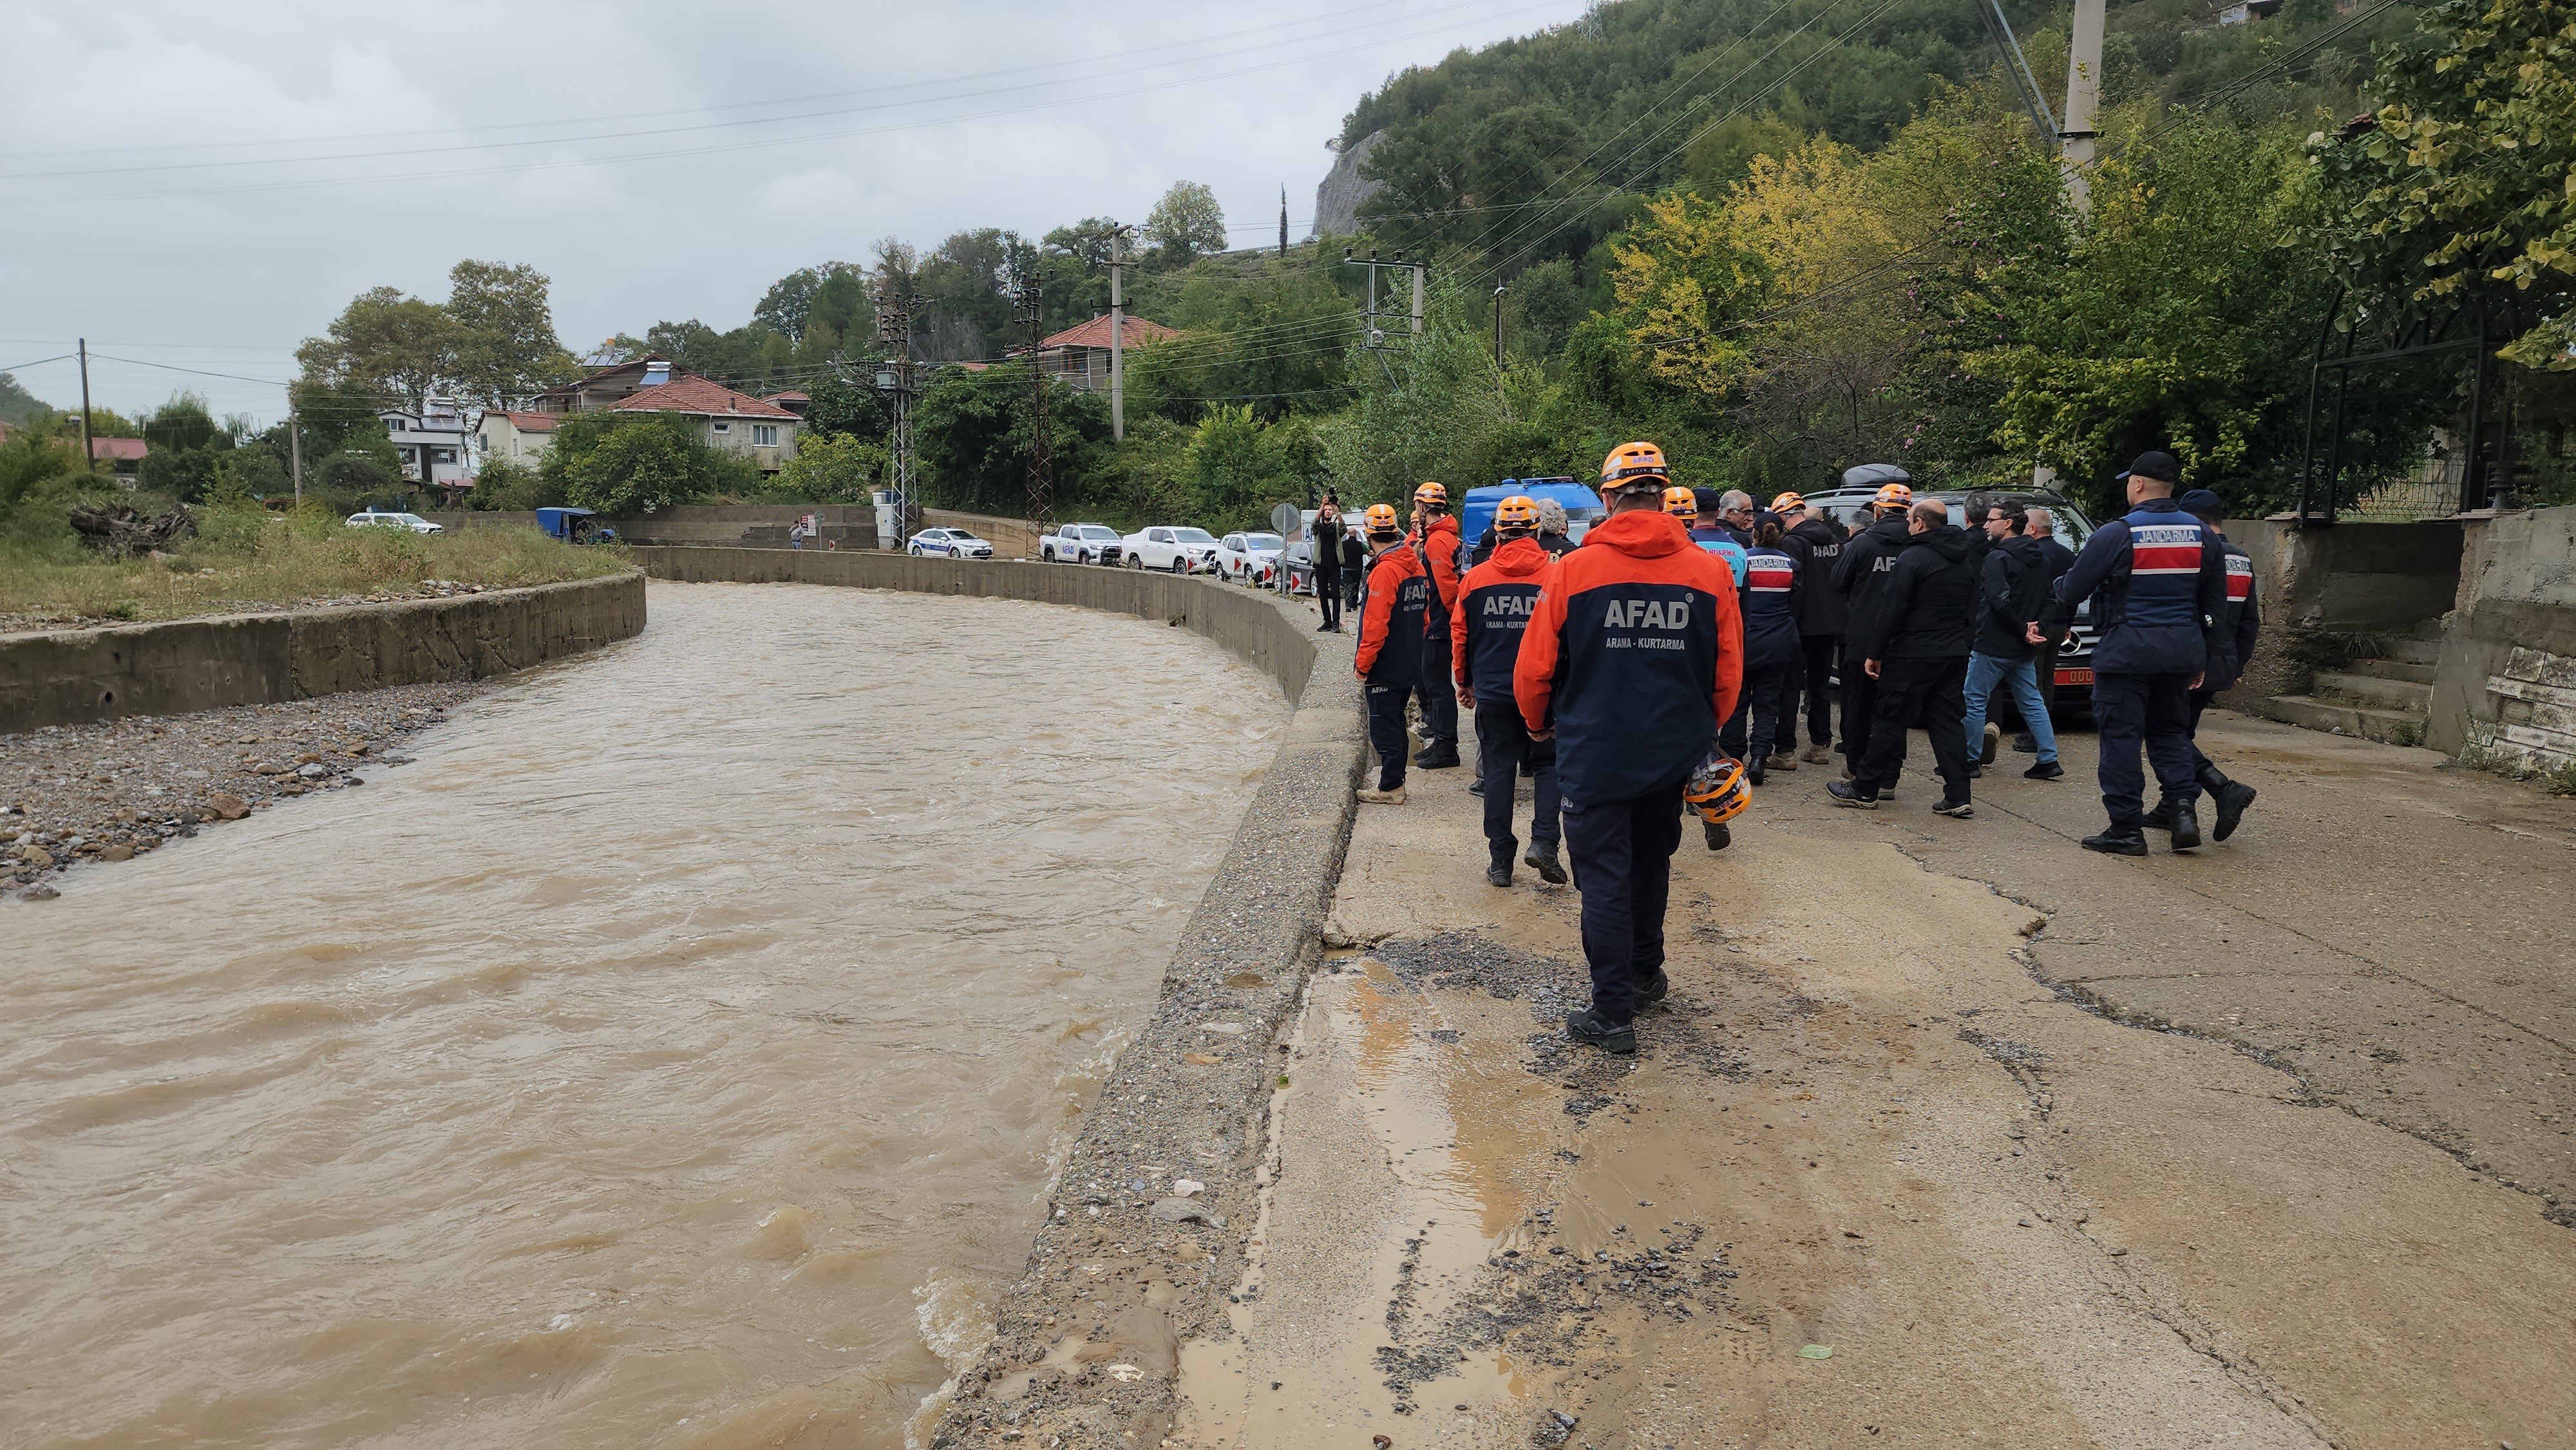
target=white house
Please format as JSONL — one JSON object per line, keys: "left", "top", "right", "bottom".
{"left": 379, "top": 400, "right": 475, "bottom": 499}
{"left": 477, "top": 410, "right": 562, "bottom": 466}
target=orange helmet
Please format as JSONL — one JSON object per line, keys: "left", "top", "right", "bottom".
{"left": 1413, "top": 481, "right": 1448, "bottom": 509}
{"left": 1495, "top": 494, "right": 1539, "bottom": 531}
{"left": 1601, "top": 441, "right": 1671, "bottom": 490}
{"left": 1769, "top": 491, "right": 1806, "bottom": 514}
{"left": 1363, "top": 503, "right": 1399, "bottom": 534}
{"left": 1685, "top": 753, "right": 1752, "bottom": 825}
{"left": 1662, "top": 485, "right": 1698, "bottom": 518}
{"left": 1871, "top": 482, "right": 1914, "bottom": 509}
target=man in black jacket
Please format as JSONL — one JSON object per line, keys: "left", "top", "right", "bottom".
{"left": 1340, "top": 524, "right": 1368, "bottom": 614}
{"left": 1776, "top": 493, "right": 1846, "bottom": 764}
{"left": 1830, "top": 499, "right": 1977, "bottom": 815}
{"left": 1960, "top": 506, "right": 2062, "bottom": 780}
{"left": 1830, "top": 482, "right": 1918, "bottom": 787}
{"left": 1312, "top": 496, "right": 1345, "bottom": 632}
{"left": 2014, "top": 508, "right": 2078, "bottom": 752}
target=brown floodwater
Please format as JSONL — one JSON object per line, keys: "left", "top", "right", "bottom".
{"left": 0, "top": 581, "right": 1287, "bottom": 1449}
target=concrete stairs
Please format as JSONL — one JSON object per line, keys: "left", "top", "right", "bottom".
{"left": 2266, "top": 622, "right": 2441, "bottom": 746}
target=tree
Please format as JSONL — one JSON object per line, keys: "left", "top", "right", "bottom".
{"left": 1146, "top": 182, "right": 1227, "bottom": 266}
{"left": 763, "top": 431, "right": 887, "bottom": 503}
{"left": 0, "top": 372, "right": 46, "bottom": 428}
{"left": 296, "top": 285, "right": 459, "bottom": 411}
{"left": 446, "top": 259, "right": 576, "bottom": 404}
{"left": 803, "top": 372, "right": 889, "bottom": 442}
{"left": 549, "top": 413, "right": 756, "bottom": 515}
{"left": 1603, "top": 191, "right": 1766, "bottom": 402}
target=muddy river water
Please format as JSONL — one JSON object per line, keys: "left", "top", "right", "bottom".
{"left": 1, "top": 581, "right": 1289, "bottom": 1449}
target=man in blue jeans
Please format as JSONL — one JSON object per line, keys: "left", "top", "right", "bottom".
{"left": 1962, "top": 504, "right": 2063, "bottom": 780}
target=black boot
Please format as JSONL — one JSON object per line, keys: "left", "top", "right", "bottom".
{"left": 1524, "top": 843, "right": 1569, "bottom": 884}
{"left": 1485, "top": 862, "right": 1513, "bottom": 887}
{"left": 1414, "top": 741, "right": 1461, "bottom": 769}
{"left": 2082, "top": 827, "right": 2149, "bottom": 856}
{"left": 2168, "top": 800, "right": 2202, "bottom": 850}
{"left": 2202, "top": 766, "right": 2257, "bottom": 842}
{"left": 1704, "top": 819, "right": 1732, "bottom": 851}
{"left": 1640, "top": 969, "right": 1671, "bottom": 1006}
{"left": 1564, "top": 1006, "right": 1636, "bottom": 1055}
{"left": 2143, "top": 798, "right": 2179, "bottom": 833}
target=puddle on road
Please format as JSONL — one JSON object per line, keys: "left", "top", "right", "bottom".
{"left": 0, "top": 582, "right": 1287, "bottom": 1450}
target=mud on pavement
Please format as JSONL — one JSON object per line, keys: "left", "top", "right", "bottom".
{"left": 1168, "top": 742, "right": 2576, "bottom": 1449}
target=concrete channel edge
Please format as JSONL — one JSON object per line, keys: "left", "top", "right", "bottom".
{"left": 626, "top": 546, "right": 1367, "bottom": 1449}
{"left": 0, "top": 570, "right": 647, "bottom": 736}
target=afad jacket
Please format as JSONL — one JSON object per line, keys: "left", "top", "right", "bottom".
{"left": 1781, "top": 514, "right": 1848, "bottom": 637}
{"left": 1514, "top": 509, "right": 1743, "bottom": 806}
{"left": 1354, "top": 543, "right": 1430, "bottom": 686}
{"left": 1452, "top": 535, "right": 1555, "bottom": 706}
{"left": 1854, "top": 522, "right": 1976, "bottom": 662}
{"left": 1411, "top": 514, "right": 1464, "bottom": 625}
{"left": 1739, "top": 543, "right": 1803, "bottom": 670}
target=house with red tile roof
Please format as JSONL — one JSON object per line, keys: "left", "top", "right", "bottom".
{"left": 1028, "top": 314, "right": 1179, "bottom": 394}
{"left": 477, "top": 409, "right": 563, "bottom": 466}
{"left": 609, "top": 374, "right": 800, "bottom": 473}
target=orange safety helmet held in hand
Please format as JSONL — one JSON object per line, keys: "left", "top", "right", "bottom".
{"left": 1685, "top": 753, "right": 1752, "bottom": 825}
{"left": 1413, "top": 481, "right": 1448, "bottom": 509}
{"left": 1494, "top": 494, "right": 1539, "bottom": 530}
{"left": 1363, "top": 503, "right": 1400, "bottom": 534}
{"left": 1600, "top": 441, "right": 1671, "bottom": 489}
{"left": 1871, "top": 482, "right": 1914, "bottom": 509}
{"left": 1662, "top": 485, "right": 1698, "bottom": 518}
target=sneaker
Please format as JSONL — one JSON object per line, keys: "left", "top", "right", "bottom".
{"left": 1827, "top": 779, "right": 1879, "bottom": 809}
{"left": 1765, "top": 753, "right": 1799, "bottom": 773}
{"left": 1704, "top": 820, "right": 1731, "bottom": 851}
{"left": 2023, "top": 760, "right": 2065, "bottom": 780}
{"left": 2081, "top": 827, "right": 2149, "bottom": 856}
{"left": 1316, "top": 620, "right": 1334, "bottom": 631}
{"left": 1524, "top": 845, "right": 1568, "bottom": 883}
{"left": 1356, "top": 786, "right": 1407, "bottom": 805}
{"left": 1933, "top": 797, "right": 1975, "bottom": 818}
{"left": 1485, "top": 863, "right": 1513, "bottom": 887}
{"left": 1981, "top": 722, "right": 2001, "bottom": 766}
{"left": 2011, "top": 732, "right": 2038, "bottom": 754}
{"left": 1640, "top": 969, "right": 1671, "bottom": 1005}
{"left": 1414, "top": 743, "right": 1461, "bottom": 769}
{"left": 2168, "top": 801, "right": 2202, "bottom": 851}
{"left": 1800, "top": 742, "right": 1832, "bottom": 764}
{"left": 2211, "top": 780, "right": 2257, "bottom": 842}
{"left": 1564, "top": 1006, "right": 1637, "bottom": 1055}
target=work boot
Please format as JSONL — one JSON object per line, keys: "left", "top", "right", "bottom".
{"left": 1564, "top": 1006, "right": 1637, "bottom": 1055}
{"left": 2011, "top": 732, "right": 2038, "bottom": 754}
{"left": 1801, "top": 742, "right": 1832, "bottom": 764}
{"left": 1640, "top": 969, "right": 1671, "bottom": 1006}
{"left": 1827, "top": 779, "right": 1879, "bottom": 809}
{"left": 2168, "top": 801, "right": 2202, "bottom": 851}
{"left": 1933, "top": 796, "right": 1975, "bottom": 818}
{"left": 1747, "top": 762, "right": 1766, "bottom": 789}
{"left": 2081, "top": 827, "right": 2149, "bottom": 856}
{"left": 1466, "top": 776, "right": 1486, "bottom": 797}
{"left": 1704, "top": 819, "right": 1731, "bottom": 851}
{"left": 1485, "top": 863, "right": 1513, "bottom": 888}
{"left": 1981, "top": 722, "right": 2001, "bottom": 766}
{"left": 1414, "top": 742, "right": 1461, "bottom": 769}
{"left": 2211, "top": 780, "right": 2257, "bottom": 842}
{"left": 1356, "top": 786, "right": 1406, "bottom": 805}
{"left": 1524, "top": 844, "right": 1568, "bottom": 884}
{"left": 1766, "top": 753, "right": 1799, "bottom": 773}
{"left": 2023, "top": 760, "right": 2065, "bottom": 780}
{"left": 2143, "top": 798, "right": 2178, "bottom": 833}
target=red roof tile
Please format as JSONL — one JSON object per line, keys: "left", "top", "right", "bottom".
{"left": 1040, "top": 314, "right": 1178, "bottom": 350}
{"left": 492, "top": 410, "right": 561, "bottom": 432}
{"left": 762, "top": 390, "right": 808, "bottom": 402}
{"left": 90, "top": 437, "right": 147, "bottom": 462}
{"left": 607, "top": 375, "right": 799, "bottom": 420}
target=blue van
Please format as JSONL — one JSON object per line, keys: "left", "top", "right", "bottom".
{"left": 1460, "top": 478, "right": 1605, "bottom": 553}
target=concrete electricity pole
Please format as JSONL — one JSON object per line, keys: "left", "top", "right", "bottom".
{"left": 77, "top": 337, "right": 95, "bottom": 474}
{"left": 2061, "top": 0, "right": 2106, "bottom": 213}
{"left": 289, "top": 397, "right": 303, "bottom": 507}
{"left": 1493, "top": 286, "right": 1508, "bottom": 366}
{"left": 1108, "top": 225, "right": 1130, "bottom": 442}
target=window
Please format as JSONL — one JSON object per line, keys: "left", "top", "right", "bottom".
{"left": 1150, "top": 529, "right": 1171, "bottom": 542}
{"left": 433, "top": 449, "right": 456, "bottom": 464}
{"left": 711, "top": 420, "right": 730, "bottom": 434}
{"left": 388, "top": 418, "right": 406, "bottom": 431}
{"left": 752, "top": 424, "right": 778, "bottom": 446}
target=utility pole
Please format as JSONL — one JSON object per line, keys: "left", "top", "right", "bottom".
{"left": 77, "top": 337, "right": 95, "bottom": 473}
{"left": 1017, "top": 275, "right": 1053, "bottom": 541}
{"left": 875, "top": 287, "right": 919, "bottom": 538}
{"left": 1493, "top": 286, "right": 1507, "bottom": 366}
{"left": 288, "top": 395, "right": 303, "bottom": 507}
{"left": 2060, "top": 0, "right": 2105, "bottom": 213}
{"left": 1412, "top": 260, "right": 1425, "bottom": 337}
{"left": 1341, "top": 249, "right": 1427, "bottom": 352}
{"left": 1278, "top": 186, "right": 1288, "bottom": 259}
{"left": 1108, "top": 224, "right": 1130, "bottom": 442}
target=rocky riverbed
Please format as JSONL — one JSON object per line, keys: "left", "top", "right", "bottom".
{"left": 1, "top": 681, "right": 484, "bottom": 900}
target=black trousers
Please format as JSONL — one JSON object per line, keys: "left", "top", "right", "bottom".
{"left": 1859, "top": 655, "right": 1971, "bottom": 798}
{"left": 1365, "top": 681, "right": 1416, "bottom": 791}
{"left": 2184, "top": 686, "right": 2224, "bottom": 783}
{"left": 1560, "top": 778, "right": 1685, "bottom": 1025}
{"left": 2094, "top": 671, "right": 2199, "bottom": 827}
{"left": 1316, "top": 570, "right": 1341, "bottom": 628}
{"left": 1418, "top": 623, "right": 1458, "bottom": 745}
{"left": 1473, "top": 699, "right": 1560, "bottom": 866}
{"left": 1841, "top": 664, "right": 1879, "bottom": 775}
{"left": 1793, "top": 634, "right": 1839, "bottom": 746}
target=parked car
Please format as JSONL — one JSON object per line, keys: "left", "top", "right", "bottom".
{"left": 908, "top": 527, "right": 994, "bottom": 560}
{"left": 1122, "top": 525, "right": 1220, "bottom": 574}
{"left": 345, "top": 509, "right": 442, "bottom": 534}
{"left": 534, "top": 506, "right": 616, "bottom": 544}
{"left": 1043, "top": 522, "right": 1124, "bottom": 565}
{"left": 1213, "top": 531, "right": 1285, "bottom": 584}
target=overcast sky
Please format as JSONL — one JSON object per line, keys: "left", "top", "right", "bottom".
{"left": 1, "top": 0, "right": 1589, "bottom": 427}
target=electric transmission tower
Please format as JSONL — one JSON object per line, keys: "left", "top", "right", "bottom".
{"left": 1015, "top": 276, "right": 1053, "bottom": 537}
{"left": 873, "top": 287, "right": 918, "bottom": 538}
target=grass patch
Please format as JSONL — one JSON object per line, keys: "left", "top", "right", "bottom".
{"left": 2452, "top": 739, "right": 2576, "bottom": 796}
{"left": 0, "top": 507, "right": 630, "bottom": 626}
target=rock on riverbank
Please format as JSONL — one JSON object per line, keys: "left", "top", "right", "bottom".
{"left": 1, "top": 681, "right": 483, "bottom": 899}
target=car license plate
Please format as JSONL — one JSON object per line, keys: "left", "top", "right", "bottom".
{"left": 2057, "top": 668, "right": 2094, "bottom": 687}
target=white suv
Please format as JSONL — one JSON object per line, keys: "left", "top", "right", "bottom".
{"left": 345, "top": 510, "right": 442, "bottom": 534}
{"left": 1122, "top": 526, "right": 1219, "bottom": 574}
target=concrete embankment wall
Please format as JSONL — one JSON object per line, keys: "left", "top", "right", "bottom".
{"left": 2221, "top": 516, "right": 2467, "bottom": 711}
{"left": 0, "top": 572, "right": 645, "bottom": 735}
{"left": 627, "top": 547, "right": 1365, "bottom": 1442}
{"left": 2429, "top": 504, "right": 2576, "bottom": 758}
{"left": 425, "top": 504, "right": 1047, "bottom": 556}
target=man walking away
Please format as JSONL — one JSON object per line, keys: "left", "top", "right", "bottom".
{"left": 1777, "top": 492, "right": 1844, "bottom": 766}
{"left": 1354, "top": 504, "right": 1430, "bottom": 805}
{"left": 1830, "top": 499, "right": 1977, "bottom": 816}
{"left": 1341, "top": 523, "right": 1368, "bottom": 616}
{"left": 2015, "top": 508, "right": 2077, "bottom": 753}
{"left": 1410, "top": 482, "right": 1464, "bottom": 769}
{"left": 2034, "top": 452, "right": 2226, "bottom": 855}
{"left": 1454, "top": 494, "right": 1566, "bottom": 887}
{"left": 1734, "top": 518, "right": 1804, "bottom": 784}
{"left": 2159, "top": 488, "right": 2260, "bottom": 840}
{"left": 1832, "top": 482, "right": 1918, "bottom": 789}
{"left": 1962, "top": 505, "right": 2063, "bottom": 782}
{"left": 1517, "top": 442, "right": 1741, "bottom": 1056}
{"left": 1536, "top": 498, "right": 1578, "bottom": 556}
{"left": 1313, "top": 496, "right": 1344, "bottom": 632}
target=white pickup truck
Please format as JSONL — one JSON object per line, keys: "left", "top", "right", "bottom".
{"left": 1043, "top": 522, "right": 1124, "bottom": 565}
{"left": 1121, "top": 525, "right": 1220, "bottom": 574}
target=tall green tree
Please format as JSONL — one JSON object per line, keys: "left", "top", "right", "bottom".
{"left": 1146, "top": 182, "right": 1227, "bottom": 267}
{"left": 446, "top": 259, "right": 577, "bottom": 404}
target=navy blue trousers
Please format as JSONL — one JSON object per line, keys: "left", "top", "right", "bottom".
{"left": 1365, "top": 681, "right": 1415, "bottom": 791}
{"left": 2093, "top": 671, "right": 2199, "bottom": 827}
{"left": 1561, "top": 778, "right": 1685, "bottom": 1025}
{"left": 1473, "top": 699, "right": 1560, "bottom": 867}
{"left": 1417, "top": 624, "right": 1458, "bottom": 745}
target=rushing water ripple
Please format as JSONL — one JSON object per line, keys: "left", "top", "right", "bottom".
{"left": 0, "top": 581, "right": 1287, "bottom": 1449}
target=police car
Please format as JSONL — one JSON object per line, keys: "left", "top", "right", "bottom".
{"left": 907, "top": 527, "right": 994, "bottom": 560}
{"left": 1796, "top": 475, "right": 2104, "bottom": 703}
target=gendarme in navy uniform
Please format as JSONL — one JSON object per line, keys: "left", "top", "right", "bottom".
{"left": 2036, "top": 450, "right": 2227, "bottom": 855}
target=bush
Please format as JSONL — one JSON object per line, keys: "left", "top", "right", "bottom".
{"left": 760, "top": 431, "right": 886, "bottom": 503}
{"left": 545, "top": 412, "right": 755, "bottom": 515}
{"left": 470, "top": 455, "right": 563, "bottom": 511}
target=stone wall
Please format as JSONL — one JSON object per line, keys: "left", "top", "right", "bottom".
{"left": 421, "top": 505, "right": 884, "bottom": 550}
{"left": 2426, "top": 505, "right": 2576, "bottom": 757}
{"left": 2221, "top": 516, "right": 2464, "bottom": 710}
{"left": 0, "top": 572, "right": 645, "bottom": 735}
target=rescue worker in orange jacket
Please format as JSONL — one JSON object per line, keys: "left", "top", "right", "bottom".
{"left": 1354, "top": 503, "right": 1430, "bottom": 804}
{"left": 1452, "top": 494, "right": 1565, "bottom": 887}
{"left": 1410, "top": 481, "right": 1465, "bottom": 769}
{"left": 1515, "top": 443, "right": 1743, "bottom": 1055}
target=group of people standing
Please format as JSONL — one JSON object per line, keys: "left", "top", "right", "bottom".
{"left": 1343, "top": 443, "right": 2264, "bottom": 1055}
